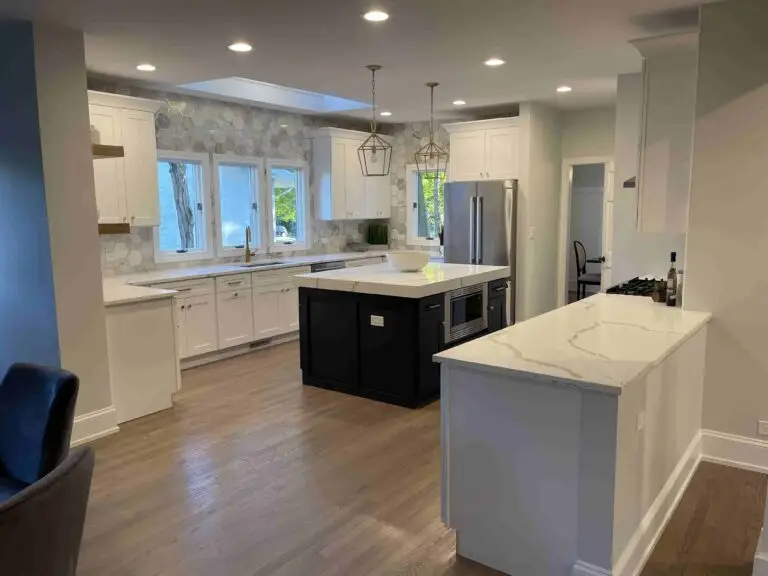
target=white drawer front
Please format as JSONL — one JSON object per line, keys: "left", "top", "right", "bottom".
{"left": 252, "top": 266, "right": 311, "bottom": 287}
{"left": 216, "top": 273, "right": 252, "bottom": 292}
{"left": 149, "top": 278, "right": 215, "bottom": 297}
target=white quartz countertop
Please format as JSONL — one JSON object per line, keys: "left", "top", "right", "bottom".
{"left": 102, "top": 280, "right": 177, "bottom": 307}
{"left": 293, "top": 262, "right": 510, "bottom": 298}
{"left": 102, "top": 252, "right": 388, "bottom": 306}
{"left": 434, "top": 294, "right": 712, "bottom": 395}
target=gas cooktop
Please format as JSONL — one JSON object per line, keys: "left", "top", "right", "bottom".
{"left": 606, "top": 277, "right": 659, "bottom": 297}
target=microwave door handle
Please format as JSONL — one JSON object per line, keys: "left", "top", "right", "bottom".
{"left": 469, "top": 196, "right": 476, "bottom": 264}
{"left": 477, "top": 196, "right": 484, "bottom": 264}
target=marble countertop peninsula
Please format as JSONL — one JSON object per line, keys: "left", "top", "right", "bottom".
{"left": 434, "top": 294, "right": 712, "bottom": 394}
{"left": 294, "top": 263, "right": 510, "bottom": 298}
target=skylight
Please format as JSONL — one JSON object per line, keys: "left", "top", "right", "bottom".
{"left": 178, "top": 77, "right": 370, "bottom": 114}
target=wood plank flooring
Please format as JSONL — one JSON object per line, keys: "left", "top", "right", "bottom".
{"left": 78, "top": 341, "right": 766, "bottom": 576}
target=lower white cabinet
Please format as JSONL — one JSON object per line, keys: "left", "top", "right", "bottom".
{"left": 176, "top": 295, "right": 218, "bottom": 358}
{"left": 281, "top": 287, "right": 300, "bottom": 332}
{"left": 252, "top": 284, "right": 284, "bottom": 340}
{"left": 217, "top": 288, "right": 254, "bottom": 349}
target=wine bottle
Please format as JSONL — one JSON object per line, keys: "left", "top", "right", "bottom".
{"left": 666, "top": 252, "right": 678, "bottom": 307}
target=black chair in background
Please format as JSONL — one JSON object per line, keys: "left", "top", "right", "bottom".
{"left": 0, "top": 363, "right": 79, "bottom": 501}
{"left": 0, "top": 446, "right": 95, "bottom": 576}
{"left": 573, "top": 240, "right": 603, "bottom": 300}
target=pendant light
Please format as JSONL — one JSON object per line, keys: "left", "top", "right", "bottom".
{"left": 358, "top": 65, "right": 393, "bottom": 177}
{"left": 414, "top": 82, "right": 449, "bottom": 179}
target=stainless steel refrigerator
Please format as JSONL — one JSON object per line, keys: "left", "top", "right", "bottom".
{"left": 444, "top": 179, "right": 518, "bottom": 323}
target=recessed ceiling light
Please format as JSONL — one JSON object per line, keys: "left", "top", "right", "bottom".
{"left": 557, "top": 86, "right": 573, "bottom": 93}
{"left": 453, "top": 100, "right": 467, "bottom": 106}
{"left": 136, "top": 63, "right": 156, "bottom": 72}
{"left": 228, "top": 42, "right": 252, "bottom": 53}
{"left": 380, "top": 111, "right": 392, "bottom": 117}
{"left": 279, "top": 123, "right": 289, "bottom": 128}
{"left": 363, "top": 10, "right": 389, "bottom": 22}
{"left": 484, "top": 58, "right": 505, "bottom": 67}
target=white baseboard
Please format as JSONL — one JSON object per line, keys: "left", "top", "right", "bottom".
{"left": 71, "top": 405, "right": 119, "bottom": 446}
{"left": 180, "top": 332, "right": 298, "bottom": 370}
{"left": 610, "top": 431, "right": 703, "bottom": 576}
{"left": 701, "top": 430, "right": 768, "bottom": 474}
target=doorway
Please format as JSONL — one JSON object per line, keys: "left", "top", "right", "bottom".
{"left": 557, "top": 157, "right": 614, "bottom": 307}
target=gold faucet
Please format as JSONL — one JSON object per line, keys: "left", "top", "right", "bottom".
{"left": 245, "top": 226, "right": 252, "bottom": 263}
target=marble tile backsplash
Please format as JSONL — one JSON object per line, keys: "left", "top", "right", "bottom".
{"left": 90, "top": 79, "right": 450, "bottom": 275}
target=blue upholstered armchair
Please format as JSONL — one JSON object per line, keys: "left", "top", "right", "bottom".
{"left": 0, "top": 363, "right": 79, "bottom": 501}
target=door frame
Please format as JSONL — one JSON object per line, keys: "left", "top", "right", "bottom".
{"left": 557, "top": 156, "right": 614, "bottom": 308}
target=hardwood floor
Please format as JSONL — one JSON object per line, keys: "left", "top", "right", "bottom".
{"left": 78, "top": 342, "right": 501, "bottom": 576}
{"left": 79, "top": 341, "right": 766, "bottom": 576}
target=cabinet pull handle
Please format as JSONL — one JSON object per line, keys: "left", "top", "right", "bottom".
{"left": 493, "top": 286, "right": 505, "bottom": 292}
{"left": 175, "top": 288, "right": 192, "bottom": 292}
{"left": 227, "top": 280, "right": 242, "bottom": 286}
{"left": 427, "top": 303, "right": 441, "bottom": 310}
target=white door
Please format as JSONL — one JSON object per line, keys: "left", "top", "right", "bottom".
{"left": 279, "top": 286, "right": 300, "bottom": 333}
{"left": 485, "top": 127, "right": 519, "bottom": 180}
{"left": 175, "top": 298, "right": 188, "bottom": 358}
{"left": 121, "top": 109, "right": 160, "bottom": 226}
{"left": 253, "top": 286, "right": 283, "bottom": 339}
{"left": 448, "top": 130, "right": 486, "bottom": 182}
{"left": 89, "top": 105, "right": 127, "bottom": 224}
{"left": 183, "top": 294, "right": 218, "bottom": 357}
{"left": 343, "top": 139, "right": 366, "bottom": 219}
{"left": 216, "top": 289, "right": 255, "bottom": 349}
{"left": 600, "top": 163, "right": 615, "bottom": 291}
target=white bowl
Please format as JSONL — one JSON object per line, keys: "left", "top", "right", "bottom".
{"left": 386, "top": 251, "right": 430, "bottom": 272}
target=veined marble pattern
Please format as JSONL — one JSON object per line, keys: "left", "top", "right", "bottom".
{"left": 434, "top": 294, "right": 712, "bottom": 394}
{"left": 293, "top": 263, "right": 509, "bottom": 299}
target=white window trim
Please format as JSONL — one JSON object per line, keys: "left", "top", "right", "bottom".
{"left": 265, "top": 159, "right": 310, "bottom": 253}
{"left": 213, "top": 154, "right": 266, "bottom": 258}
{"left": 405, "top": 163, "right": 448, "bottom": 247}
{"left": 153, "top": 151, "right": 215, "bottom": 263}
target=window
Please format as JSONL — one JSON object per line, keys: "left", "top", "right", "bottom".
{"left": 154, "top": 151, "right": 213, "bottom": 262}
{"left": 214, "top": 156, "right": 262, "bottom": 256}
{"left": 406, "top": 164, "right": 447, "bottom": 246}
{"left": 266, "top": 160, "right": 308, "bottom": 251}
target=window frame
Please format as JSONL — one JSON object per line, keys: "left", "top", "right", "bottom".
{"left": 213, "top": 154, "right": 265, "bottom": 258}
{"left": 153, "top": 151, "right": 215, "bottom": 264}
{"left": 265, "top": 159, "right": 310, "bottom": 253}
{"left": 405, "top": 163, "right": 448, "bottom": 247}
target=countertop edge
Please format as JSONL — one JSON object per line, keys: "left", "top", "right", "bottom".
{"left": 104, "top": 290, "right": 177, "bottom": 307}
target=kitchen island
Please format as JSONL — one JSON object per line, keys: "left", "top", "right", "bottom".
{"left": 294, "top": 262, "right": 510, "bottom": 407}
{"left": 434, "top": 294, "right": 711, "bottom": 576}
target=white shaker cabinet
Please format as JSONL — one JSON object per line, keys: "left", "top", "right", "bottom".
{"left": 253, "top": 284, "right": 284, "bottom": 340}
{"left": 215, "top": 274, "right": 254, "bottom": 349}
{"left": 178, "top": 295, "right": 218, "bottom": 358}
{"left": 312, "top": 128, "right": 392, "bottom": 220}
{"left": 444, "top": 119, "right": 520, "bottom": 182}
{"left": 632, "top": 32, "right": 698, "bottom": 234}
{"left": 88, "top": 91, "right": 163, "bottom": 226}
{"left": 280, "top": 287, "right": 300, "bottom": 333}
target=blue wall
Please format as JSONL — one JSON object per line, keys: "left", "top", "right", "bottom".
{"left": 0, "top": 21, "right": 61, "bottom": 375}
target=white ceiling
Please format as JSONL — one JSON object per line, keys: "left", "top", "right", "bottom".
{"left": 4, "top": 0, "right": 708, "bottom": 121}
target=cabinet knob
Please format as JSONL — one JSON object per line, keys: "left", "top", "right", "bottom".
{"left": 490, "top": 306, "right": 495, "bottom": 311}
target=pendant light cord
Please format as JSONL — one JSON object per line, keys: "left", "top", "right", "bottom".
{"left": 370, "top": 67, "right": 377, "bottom": 134}
{"left": 429, "top": 83, "right": 435, "bottom": 141}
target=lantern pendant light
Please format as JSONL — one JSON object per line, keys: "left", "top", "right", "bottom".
{"left": 415, "top": 82, "right": 449, "bottom": 179}
{"left": 358, "top": 65, "right": 393, "bottom": 177}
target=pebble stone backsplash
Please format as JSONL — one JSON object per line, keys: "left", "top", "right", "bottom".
{"left": 90, "top": 79, "right": 450, "bottom": 275}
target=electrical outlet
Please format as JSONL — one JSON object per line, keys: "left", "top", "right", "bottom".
{"left": 528, "top": 227, "right": 536, "bottom": 240}
{"left": 637, "top": 411, "right": 646, "bottom": 432}
{"left": 758, "top": 421, "right": 768, "bottom": 436}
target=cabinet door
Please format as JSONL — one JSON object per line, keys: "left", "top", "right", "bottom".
{"left": 121, "top": 109, "right": 160, "bottom": 226}
{"left": 330, "top": 139, "right": 348, "bottom": 220}
{"left": 183, "top": 295, "right": 218, "bottom": 357}
{"left": 418, "top": 295, "right": 444, "bottom": 401}
{"left": 364, "top": 175, "right": 391, "bottom": 219}
{"left": 279, "top": 287, "right": 300, "bottom": 333}
{"left": 89, "top": 105, "right": 127, "bottom": 224}
{"left": 216, "top": 289, "right": 255, "bottom": 349}
{"left": 487, "top": 296, "right": 506, "bottom": 333}
{"left": 175, "top": 298, "right": 188, "bottom": 358}
{"left": 343, "top": 139, "right": 366, "bottom": 219}
{"left": 253, "top": 286, "right": 283, "bottom": 339}
{"left": 485, "top": 127, "right": 519, "bottom": 180}
{"left": 449, "top": 130, "right": 486, "bottom": 182}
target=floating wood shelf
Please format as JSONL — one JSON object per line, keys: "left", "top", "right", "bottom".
{"left": 98, "top": 223, "right": 130, "bottom": 235}
{"left": 92, "top": 144, "right": 125, "bottom": 159}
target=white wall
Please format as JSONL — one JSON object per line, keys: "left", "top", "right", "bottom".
{"left": 611, "top": 74, "right": 686, "bottom": 283}
{"left": 561, "top": 107, "right": 616, "bottom": 159}
{"left": 685, "top": 0, "right": 768, "bottom": 439}
{"left": 568, "top": 165, "right": 604, "bottom": 291}
{"left": 517, "top": 103, "right": 562, "bottom": 321}
{"left": 33, "top": 23, "right": 113, "bottom": 417}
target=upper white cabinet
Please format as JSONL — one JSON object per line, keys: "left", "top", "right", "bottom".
{"left": 632, "top": 32, "right": 698, "bottom": 234}
{"left": 444, "top": 119, "right": 520, "bottom": 182}
{"left": 312, "top": 128, "right": 392, "bottom": 220}
{"left": 88, "top": 91, "right": 163, "bottom": 226}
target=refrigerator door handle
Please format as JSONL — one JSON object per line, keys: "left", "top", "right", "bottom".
{"left": 469, "top": 197, "right": 476, "bottom": 264}
{"left": 476, "top": 196, "right": 484, "bottom": 264}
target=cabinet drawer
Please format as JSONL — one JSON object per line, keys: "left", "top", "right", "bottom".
{"left": 252, "top": 266, "right": 310, "bottom": 287}
{"left": 216, "top": 274, "right": 251, "bottom": 292}
{"left": 488, "top": 278, "right": 508, "bottom": 295}
{"left": 149, "top": 278, "right": 215, "bottom": 297}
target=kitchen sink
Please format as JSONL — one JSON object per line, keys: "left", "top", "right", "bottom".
{"left": 238, "top": 260, "right": 288, "bottom": 268}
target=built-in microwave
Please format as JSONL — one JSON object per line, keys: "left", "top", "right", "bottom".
{"left": 444, "top": 283, "right": 488, "bottom": 344}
